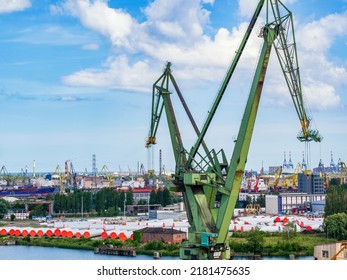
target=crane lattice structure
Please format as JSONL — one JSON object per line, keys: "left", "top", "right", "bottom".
{"left": 146, "top": 0, "right": 322, "bottom": 260}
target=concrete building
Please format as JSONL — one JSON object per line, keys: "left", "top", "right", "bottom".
{"left": 298, "top": 173, "right": 325, "bottom": 194}
{"left": 314, "top": 242, "right": 347, "bottom": 260}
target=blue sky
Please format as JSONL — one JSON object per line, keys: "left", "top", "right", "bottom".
{"left": 0, "top": 0, "right": 346, "bottom": 174}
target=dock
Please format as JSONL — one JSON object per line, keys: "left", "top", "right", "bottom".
{"left": 94, "top": 246, "right": 136, "bottom": 257}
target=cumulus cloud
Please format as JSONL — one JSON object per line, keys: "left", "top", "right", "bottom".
{"left": 303, "top": 81, "right": 341, "bottom": 111}
{"left": 55, "top": 0, "right": 343, "bottom": 111}
{"left": 297, "top": 11, "right": 347, "bottom": 53}
{"left": 63, "top": 55, "right": 156, "bottom": 92}
{"left": 0, "top": 0, "right": 31, "bottom": 13}
{"left": 52, "top": 0, "right": 136, "bottom": 50}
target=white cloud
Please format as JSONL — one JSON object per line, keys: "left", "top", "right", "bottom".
{"left": 62, "top": 55, "right": 157, "bottom": 92}
{"left": 303, "top": 81, "right": 341, "bottom": 111}
{"left": 0, "top": 0, "right": 31, "bottom": 13}
{"left": 55, "top": 0, "right": 344, "bottom": 112}
{"left": 55, "top": 0, "right": 136, "bottom": 50}
{"left": 297, "top": 11, "right": 347, "bottom": 53}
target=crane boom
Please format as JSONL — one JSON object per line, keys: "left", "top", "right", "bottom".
{"left": 269, "top": 0, "right": 322, "bottom": 142}
{"left": 188, "top": 0, "right": 266, "bottom": 167}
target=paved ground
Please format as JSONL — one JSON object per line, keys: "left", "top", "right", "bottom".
{"left": 1, "top": 219, "right": 41, "bottom": 228}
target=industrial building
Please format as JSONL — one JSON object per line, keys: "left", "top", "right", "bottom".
{"left": 298, "top": 173, "right": 325, "bottom": 194}
{"left": 265, "top": 193, "right": 326, "bottom": 215}
{"left": 314, "top": 242, "right": 347, "bottom": 260}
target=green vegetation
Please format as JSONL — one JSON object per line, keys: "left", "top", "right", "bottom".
{"left": 323, "top": 212, "right": 347, "bottom": 240}
{"left": 324, "top": 186, "right": 347, "bottom": 217}
{"left": 229, "top": 231, "right": 337, "bottom": 257}
{"left": 54, "top": 191, "right": 93, "bottom": 214}
{"left": 0, "top": 199, "right": 10, "bottom": 219}
{"left": 149, "top": 188, "right": 172, "bottom": 207}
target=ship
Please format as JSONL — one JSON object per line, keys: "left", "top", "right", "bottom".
{"left": 0, "top": 185, "right": 56, "bottom": 197}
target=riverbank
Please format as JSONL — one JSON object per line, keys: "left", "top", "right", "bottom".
{"left": 0, "top": 231, "right": 334, "bottom": 259}
{"left": 0, "top": 234, "right": 180, "bottom": 257}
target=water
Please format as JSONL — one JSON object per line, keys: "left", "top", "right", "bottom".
{"left": 0, "top": 245, "right": 313, "bottom": 260}
{"left": 0, "top": 245, "right": 178, "bottom": 260}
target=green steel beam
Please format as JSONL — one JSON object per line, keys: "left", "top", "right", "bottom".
{"left": 216, "top": 26, "right": 277, "bottom": 244}
{"left": 187, "top": 0, "right": 265, "bottom": 168}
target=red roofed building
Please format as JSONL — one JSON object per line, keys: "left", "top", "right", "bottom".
{"left": 135, "top": 227, "right": 187, "bottom": 244}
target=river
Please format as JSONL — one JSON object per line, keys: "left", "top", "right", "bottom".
{"left": 0, "top": 245, "right": 313, "bottom": 260}
{"left": 0, "top": 245, "right": 178, "bottom": 260}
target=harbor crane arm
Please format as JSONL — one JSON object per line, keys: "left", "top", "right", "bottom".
{"left": 187, "top": 0, "right": 265, "bottom": 167}
{"left": 145, "top": 62, "right": 212, "bottom": 169}
{"left": 269, "top": 0, "right": 322, "bottom": 143}
{"left": 146, "top": 63, "right": 187, "bottom": 172}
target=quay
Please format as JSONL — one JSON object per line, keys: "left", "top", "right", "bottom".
{"left": 94, "top": 246, "right": 136, "bottom": 257}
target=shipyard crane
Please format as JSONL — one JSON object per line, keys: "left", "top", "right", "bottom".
{"left": 100, "top": 165, "right": 114, "bottom": 187}
{"left": 146, "top": 0, "right": 321, "bottom": 260}
{"left": 54, "top": 165, "right": 66, "bottom": 194}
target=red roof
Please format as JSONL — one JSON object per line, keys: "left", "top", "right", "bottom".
{"left": 121, "top": 187, "right": 153, "bottom": 193}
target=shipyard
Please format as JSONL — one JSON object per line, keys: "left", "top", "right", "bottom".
{"left": 0, "top": 0, "right": 347, "bottom": 272}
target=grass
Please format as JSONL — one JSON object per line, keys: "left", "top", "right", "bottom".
{"left": 230, "top": 232, "right": 337, "bottom": 257}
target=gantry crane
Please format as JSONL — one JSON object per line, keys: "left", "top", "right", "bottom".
{"left": 146, "top": 0, "right": 322, "bottom": 260}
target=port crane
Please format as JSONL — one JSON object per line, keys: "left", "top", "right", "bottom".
{"left": 100, "top": 165, "right": 114, "bottom": 187}
{"left": 146, "top": 0, "right": 322, "bottom": 260}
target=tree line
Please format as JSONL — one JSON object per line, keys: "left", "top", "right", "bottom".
{"left": 323, "top": 184, "right": 347, "bottom": 240}
{"left": 52, "top": 187, "right": 177, "bottom": 216}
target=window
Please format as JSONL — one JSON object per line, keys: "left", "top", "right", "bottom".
{"left": 322, "top": 250, "right": 329, "bottom": 258}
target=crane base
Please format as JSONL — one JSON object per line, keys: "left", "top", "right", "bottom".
{"left": 179, "top": 245, "right": 231, "bottom": 260}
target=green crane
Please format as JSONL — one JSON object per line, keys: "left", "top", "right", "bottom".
{"left": 146, "top": 0, "right": 321, "bottom": 260}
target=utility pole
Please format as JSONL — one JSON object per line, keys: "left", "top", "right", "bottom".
{"left": 124, "top": 192, "right": 127, "bottom": 220}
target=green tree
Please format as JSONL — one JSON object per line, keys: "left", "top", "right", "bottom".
{"left": 156, "top": 188, "right": 163, "bottom": 205}
{"left": 162, "top": 188, "right": 171, "bottom": 207}
{"left": 149, "top": 189, "right": 156, "bottom": 205}
{"left": 126, "top": 188, "right": 134, "bottom": 206}
{"left": 324, "top": 186, "right": 347, "bottom": 217}
{"left": 323, "top": 212, "right": 347, "bottom": 240}
{"left": 0, "top": 199, "right": 10, "bottom": 219}
{"left": 246, "top": 228, "right": 264, "bottom": 254}
{"left": 29, "top": 204, "right": 48, "bottom": 218}
{"left": 137, "top": 199, "right": 147, "bottom": 205}
{"left": 255, "top": 194, "right": 265, "bottom": 207}
{"left": 95, "top": 189, "right": 106, "bottom": 214}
